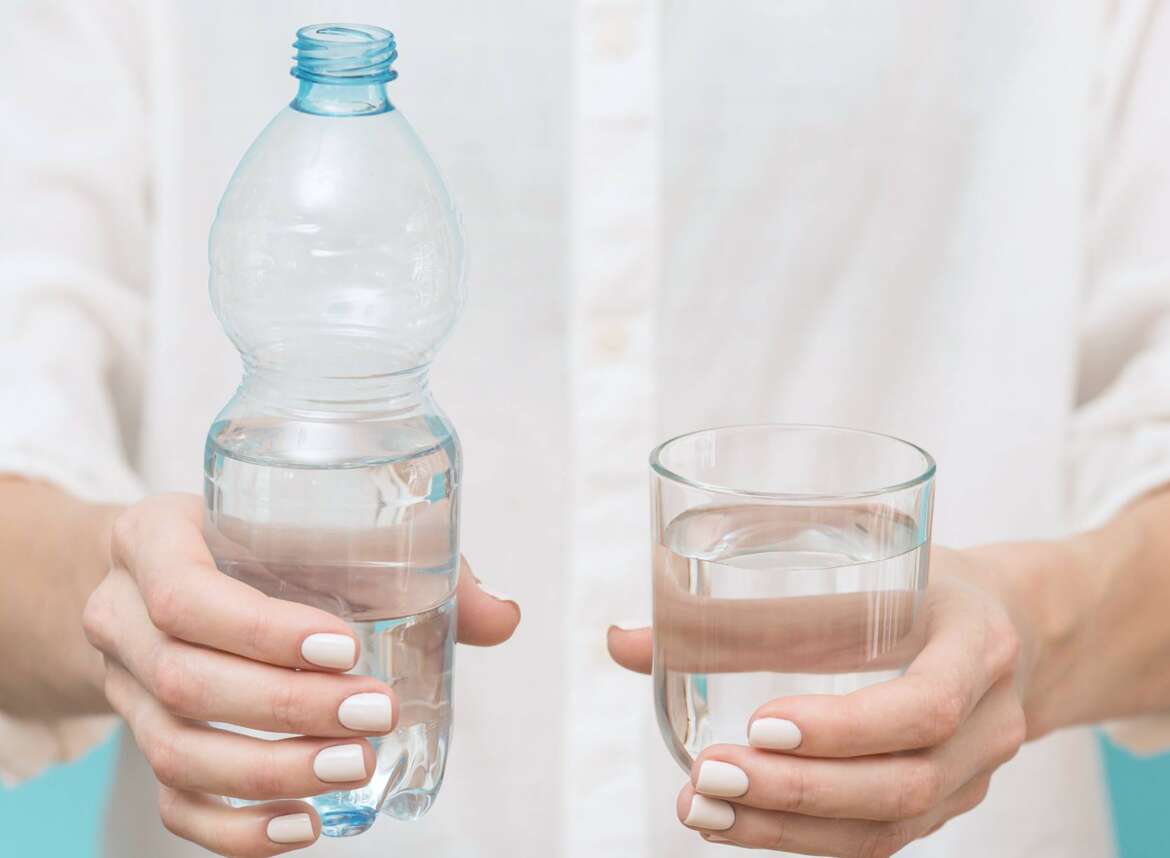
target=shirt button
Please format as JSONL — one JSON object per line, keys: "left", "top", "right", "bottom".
{"left": 589, "top": 4, "right": 638, "bottom": 60}
{"left": 593, "top": 322, "right": 628, "bottom": 360}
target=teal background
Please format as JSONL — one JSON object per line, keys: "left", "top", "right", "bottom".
{"left": 0, "top": 730, "right": 119, "bottom": 856}
{"left": 2, "top": 732, "right": 1168, "bottom": 856}
{"left": 1101, "top": 736, "right": 1170, "bottom": 858}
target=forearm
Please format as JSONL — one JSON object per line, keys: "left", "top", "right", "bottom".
{"left": 0, "top": 477, "right": 118, "bottom": 718}
{"left": 974, "top": 489, "right": 1170, "bottom": 738}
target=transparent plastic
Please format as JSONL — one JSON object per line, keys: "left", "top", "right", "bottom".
{"left": 202, "top": 23, "right": 465, "bottom": 837}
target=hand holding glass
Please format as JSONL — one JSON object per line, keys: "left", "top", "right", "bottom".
{"left": 650, "top": 425, "right": 935, "bottom": 767}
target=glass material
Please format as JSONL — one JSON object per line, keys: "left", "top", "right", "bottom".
{"left": 202, "top": 23, "right": 465, "bottom": 837}
{"left": 650, "top": 425, "right": 935, "bottom": 770}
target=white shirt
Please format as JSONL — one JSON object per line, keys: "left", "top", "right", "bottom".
{"left": 4, "top": 1, "right": 1170, "bottom": 856}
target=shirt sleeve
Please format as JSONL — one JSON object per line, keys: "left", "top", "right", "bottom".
{"left": 1071, "top": 0, "right": 1170, "bottom": 530}
{"left": 0, "top": 0, "right": 150, "bottom": 505}
{"left": 0, "top": 0, "right": 150, "bottom": 779}
{"left": 1072, "top": 1, "right": 1170, "bottom": 752}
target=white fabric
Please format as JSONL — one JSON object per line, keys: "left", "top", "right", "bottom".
{"left": 0, "top": 713, "right": 114, "bottom": 788}
{"left": 1106, "top": 716, "right": 1170, "bottom": 757}
{"left": 4, "top": 0, "right": 1170, "bottom": 855}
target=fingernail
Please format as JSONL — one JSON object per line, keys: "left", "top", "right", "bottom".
{"left": 696, "top": 760, "right": 749, "bottom": 797}
{"left": 338, "top": 692, "right": 394, "bottom": 733}
{"left": 301, "top": 634, "right": 356, "bottom": 670}
{"left": 610, "top": 619, "right": 650, "bottom": 631}
{"left": 749, "top": 718, "right": 802, "bottom": 750}
{"left": 313, "top": 744, "right": 367, "bottom": 782}
{"left": 267, "top": 812, "right": 314, "bottom": 844}
{"left": 706, "top": 834, "right": 732, "bottom": 843}
{"left": 684, "top": 794, "right": 735, "bottom": 830}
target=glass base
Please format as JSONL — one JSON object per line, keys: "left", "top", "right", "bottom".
{"left": 317, "top": 805, "right": 378, "bottom": 838}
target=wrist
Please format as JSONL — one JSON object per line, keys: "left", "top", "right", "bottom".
{"left": 0, "top": 479, "right": 120, "bottom": 716}
{"left": 954, "top": 537, "right": 1104, "bottom": 739}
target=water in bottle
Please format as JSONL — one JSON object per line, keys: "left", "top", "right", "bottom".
{"left": 202, "top": 23, "right": 465, "bottom": 838}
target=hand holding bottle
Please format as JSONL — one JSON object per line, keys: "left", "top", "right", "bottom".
{"left": 200, "top": 20, "right": 474, "bottom": 838}
{"left": 83, "top": 493, "right": 519, "bottom": 856}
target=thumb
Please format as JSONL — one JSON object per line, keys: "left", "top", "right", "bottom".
{"left": 455, "top": 557, "right": 521, "bottom": 646}
{"left": 606, "top": 624, "right": 652, "bottom": 674}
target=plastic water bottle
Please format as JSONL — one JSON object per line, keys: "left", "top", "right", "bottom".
{"left": 202, "top": 23, "right": 464, "bottom": 838}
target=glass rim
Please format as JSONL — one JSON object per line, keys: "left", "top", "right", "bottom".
{"left": 649, "top": 422, "right": 936, "bottom": 501}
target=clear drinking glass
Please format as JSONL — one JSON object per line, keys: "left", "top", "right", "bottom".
{"left": 650, "top": 424, "right": 935, "bottom": 769}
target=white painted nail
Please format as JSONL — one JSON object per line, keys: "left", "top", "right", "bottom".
{"left": 749, "top": 718, "right": 802, "bottom": 750}
{"left": 684, "top": 794, "right": 735, "bottom": 831}
{"left": 267, "top": 812, "right": 314, "bottom": 844}
{"left": 313, "top": 744, "right": 367, "bottom": 782}
{"left": 696, "top": 760, "right": 749, "bottom": 797}
{"left": 338, "top": 692, "right": 393, "bottom": 733}
{"left": 301, "top": 634, "right": 356, "bottom": 670}
{"left": 610, "top": 619, "right": 650, "bottom": 631}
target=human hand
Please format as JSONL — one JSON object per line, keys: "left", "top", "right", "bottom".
{"left": 608, "top": 547, "right": 1027, "bottom": 856}
{"left": 83, "top": 494, "right": 519, "bottom": 857}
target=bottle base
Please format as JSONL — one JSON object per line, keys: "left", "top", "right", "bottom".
{"left": 381, "top": 788, "right": 435, "bottom": 822}
{"left": 316, "top": 805, "right": 378, "bottom": 838}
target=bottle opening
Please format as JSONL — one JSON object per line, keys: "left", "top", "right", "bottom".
{"left": 292, "top": 23, "right": 398, "bottom": 85}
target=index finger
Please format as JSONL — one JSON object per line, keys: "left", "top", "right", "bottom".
{"left": 115, "top": 495, "right": 359, "bottom": 671}
{"left": 748, "top": 581, "right": 1017, "bottom": 758}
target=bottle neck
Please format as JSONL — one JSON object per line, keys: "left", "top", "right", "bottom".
{"left": 240, "top": 362, "right": 431, "bottom": 415}
{"left": 291, "top": 79, "right": 392, "bottom": 116}
{"left": 289, "top": 23, "right": 398, "bottom": 117}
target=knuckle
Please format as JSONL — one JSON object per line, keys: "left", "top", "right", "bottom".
{"left": 923, "top": 684, "right": 965, "bottom": 743}
{"left": 242, "top": 771, "right": 284, "bottom": 803}
{"left": 773, "top": 763, "right": 810, "bottom": 814}
{"left": 971, "top": 774, "right": 993, "bottom": 806}
{"left": 985, "top": 608, "right": 1021, "bottom": 674}
{"left": 895, "top": 758, "right": 944, "bottom": 819}
{"left": 246, "top": 601, "right": 274, "bottom": 660}
{"left": 240, "top": 745, "right": 286, "bottom": 798}
{"left": 82, "top": 586, "right": 113, "bottom": 650}
{"left": 146, "top": 730, "right": 184, "bottom": 788}
{"left": 157, "top": 787, "right": 183, "bottom": 835}
{"left": 152, "top": 648, "right": 197, "bottom": 714}
{"left": 764, "top": 811, "right": 789, "bottom": 852}
{"left": 102, "top": 672, "right": 119, "bottom": 708}
{"left": 144, "top": 577, "right": 185, "bottom": 637}
{"left": 110, "top": 509, "right": 139, "bottom": 567}
{"left": 856, "top": 823, "right": 910, "bottom": 858}
{"left": 269, "top": 680, "right": 309, "bottom": 733}
{"left": 998, "top": 707, "right": 1028, "bottom": 763}
{"left": 103, "top": 669, "right": 128, "bottom": 714}
{"left": 922, "top": 818, "right": 948, "bottom": 838}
